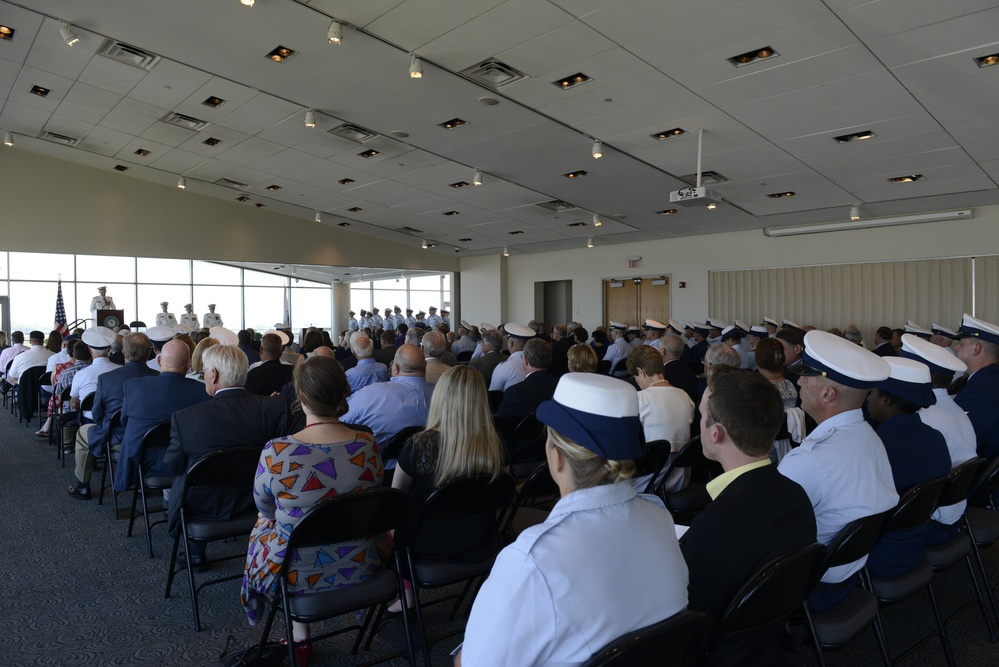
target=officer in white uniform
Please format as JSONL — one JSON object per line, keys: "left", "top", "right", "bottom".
{"left": 347, "top": 311, "right": 359, "bottom": 332}
{"left": 720, "top": 325, "right": 751, "bottom": 369}
{"left": 777, "top": 331, "right": 898, "bottom": 612}
{"left": 203, "top": 304, "right": 223, "bottom": 328}
{"left": 382, "top": 308, "right": 394, "bottom": 331}
{"left": 457, "top": 373, "right": 689, "bottom": 667}
{"left": 706, "top": 317, "right": 728, "bottom": 345}
{"left": 155, "top": 302, "right": 177, "bottom": 328}
{"left": 441, "top": 309, "right": 451, "bottom": 330}
{"left": 904, "top": 321, "right": 932, "bottom": 339}
{"left": 405, "top": 308, "right": 416, "bottom": 328}
{"left": 603, "top": 322, "right": 632, "bottom": 375}
{"left": 179, "top": 303, "right": 200, "bottom": 329}
{"left": 762, "top": 317, "right": 780, "bottom": 338}
{"left": 782, "top": 318, "right": 800, "bottom": 330}
{"left": 489, "top": 323, "right": 533, "bottom": 391}
{"left": 145, "top": 325, "right": 176, "bottom": 371}
{"left": 371, "top": 309, "right": 384, "bottom": 330}
{"left": 471, "top": 323, "right": 495, "bottom": 360}
{"left": 643, "top": 319, "right": 667, "bottom": 350}
{"left": 89, "top": 286, "right": 116, "bottom": 325}
{"left": 626, "top": 325, "right": 642, "bottom": 348}
{"left": 358, "top": 310, "right": 373, "bottom": 331}
{"left": 426, "top": 307, "right": 443, "bottom": 329}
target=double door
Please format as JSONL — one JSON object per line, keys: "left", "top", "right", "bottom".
{"left": 603, "top": 277, "right": 669, "bottom": 331}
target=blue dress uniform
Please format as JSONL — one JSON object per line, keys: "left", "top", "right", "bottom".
{"left": 955, "top": 364, "right": 999, "bottom": 459}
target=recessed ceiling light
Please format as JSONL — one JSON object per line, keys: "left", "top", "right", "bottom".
{"left": 358, "top": 149, "right": 380, "bottom": 158}
{"left": 236, "top": 195, "right": 250, "bottom": 202}
{"left": 564, "top": 170, "right": 588, "bottom": 179}
{"left": 134, "top": 148, "right": 150, "bottom": 157}
{"left": 338, "top": 222, "right": 351, "bottom": 227}
{"left": 439, "top": 118, "right": 467, "bottom": 130}
{"left": 651, "top": 128, "right": 687, "bottom": 141}
{"left": 443, "top": 210, "right": 460, "bottom": 216}
{"left": 728, "top": 46, "right": 778, "bottom": 67}
{"left": 265, "top": 184, "right": 282, "bottom": 191}
{"left": 479, "top": 97, "right": 500, "bottom": 106}
{"left": 889, "top": 174, "right": 923, "bottom": 183}
{"left": 266, "top": 46, "right": 296, "bottom": 62}
{"left": 202, "top": 96, "right": 226, "bottom": 108}
{"left": 391, "top": 130, "right": 409, "bottom": 138}
{"left": 458, "top": 237, "right": 473, "bottom": 242}
{"left": 255, "top": 202, "right": 266, "bottom": 208}
{"left": 337, "top": 178, "right": 356, "bottom": 185}
{"left": 327, "top": 21, "right": 342, "bottom": 45}
{"left": 29, "top": 85, "right": 50, "bottom": 98}
{"left": 508, "top": 230, "right": 525, "bottom": 235}
{"left": 656, "top": 209, "right": 678, "bottom": 216}
{"left": 567, "top": 222, "right": 587, "bottom": 228}
{"left": 202, "top": 137, "right": 222, "bottom": 147}
{"left": 450, "top": 181, "right": 470, "bottom": 188}
{"left": 767, "top": 191, "right": 796, "bottom": 199}
{"left": 833, "top": 130, "right": 876, "bottom": 143}
{"left": 0, "top": 25, "right": 15, "bottom": 41}
{"left": 347, "top": 206, "right": 363, "bottom": 212}
{"left": 553, "top": 72, "right": 592, "bottom": 89}
{"left": 975, "top": 53, "right": 999, "bottom": 68}
{"left": 113, "top": 165, "right": 128, "bottom": 172}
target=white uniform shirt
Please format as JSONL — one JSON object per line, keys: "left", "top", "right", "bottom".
{"left": 180, "top": 313, "right": 200, "bottom": 328}
{"left": 489, "top": 350, "right": 526, "bottom": 391}
{"left": 461, "top": 483, "right": 688, "bottom": 667}
{"left": 602, "top": 337, "right": 631, "bottom": 372}
{"left": 921, "top": 388, "right": 979, "bottom": 524}
{"left": 427, "top": 314, "right": 443, "bottom": 329}
{"left": 90, "top": 295, "right": 116, "bottom": 323}
{"left": 70, "top": 357, "right": 121, "bottom": 418}
{"left": 643, "top": 338, "right": 661, "bottom": 350}
{"left": 471, "top": 342, "right": 485, "bottom": 360}
{"left": 8, "top": 345, "right": 54, "bottom": 382}
{"left": 359, "top": 316, "right": 374, "bottom": 331}
{"left": 733, "top": 342, "right": 756, "bottom": 370}
{"left": 348, "top": 317, "right": 359, "bottom": 332}
{"left": 778, "top": 408, "right": 898, "bottom": 583}
{"left": 633, "top": 386, "right": 695, "bottom": 493}
{"left": 155, "top": 312, "right": 177, "bottom": 327}
{"left": 203, "top": 313, "right": 223, "bottom": 327}
{"left": 372, "top": 313, "right": 384, "bottom": 329}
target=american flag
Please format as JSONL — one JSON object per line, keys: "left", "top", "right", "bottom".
{"left": 54, "top": 280, "right": 69, "bottom": 336}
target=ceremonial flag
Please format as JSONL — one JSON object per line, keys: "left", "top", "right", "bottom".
{"left": 54, "top": 280, "right": 69, "bottom": 336}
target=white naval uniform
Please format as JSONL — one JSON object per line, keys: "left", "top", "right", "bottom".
{"left": 180, "top": 313, "right": 200, "bottom": 328}
{"left": 489, "top": 350, "right": 526, "bottom": 391}
{"left": 89, "top": 296, "right": 116, "bottom": 324}
{"left": 348, "top": 317, "right": 359, "bottom": 332}
{"left": 920, "top": 388, "right": 978, "bottom": 524}
{"left": 427, "top": 314, "right": 443, "bottom": 329}
{"left": 155, "top": 312, "right": 177, "bottom": 327}
{"left": 203, "top": 313, "right": 223, "bottom": 328}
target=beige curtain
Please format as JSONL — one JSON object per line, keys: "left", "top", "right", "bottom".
{"left": 709, "top": 258, "right": 972, "bottom": 340}
{"left": 975, "top": 255, "right": 999, "bottom": 324}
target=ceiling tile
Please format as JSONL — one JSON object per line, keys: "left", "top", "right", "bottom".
{"left": 99, "top": 97, "right": 167, "bottom": 135}
{"left": 22, "top": 17, "right": 98, "bottom": 80}
{"left": 176, "top": 125, "right": 250, "bottom": 158}
{"left": 40, "top": 113, "right": 95, "bottom": 143}
{"left": 0, "top": 100, "right": 51, "bottom": 137}
{"left": 0, "top": 4, "right": 43, "bottom": 66}
{"left": 113, "top": 136, "right": 175, "bottom": 161}
{"left": 215, "top": 93, "right": 302, "bottom": 135}
{"left": 78, "top": 55, "right": 147, "bottom": 96}
{"left": 139, "top": 119, "right": 198, "bottom": 147}
{"left": 493, "top": 21, "right": 617, "bottom": 79}
{"left": 776, "top": 112, "right": 946, "bottom": 157}
{"left": 79, "top": 125, "right": 134, "bottom": 157}
{"left": 54, "top": 82, "right": 122, "bottom": 124}
{"left": 215, "top": 136, "right": 285, "bottom": 164}
{"left": 9, "top": 66, "right": 74, "bottom": 112}
{"left": 305, "top": 0, "right": 407, "bottom": 27}
{"left": 863, "top": 6, "right": 999, "bottom": 68}
{"left": 128, "top": 58, "right": 213, "bottom": 109}
{"left": 148, "top": 147, "right": 209, "bottom": 173}
{"left": 173, "top": 76, "right": 261, "bottom": 123}
{"left": 751, "top": 93, "right": 928, "bottom": 143}
{"left": 365, "top": 0, "right": 509, "bottom": 52}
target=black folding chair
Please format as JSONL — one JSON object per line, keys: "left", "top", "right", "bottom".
{"left": 398, "top": 473, "right": 516, "bottom": 666}
{"left": 487, "top": 389, "right": 504, "bottom": 413}
{"left": 164, "top": 446, "right": 261, "bottom": 632}
{"left": 59, "top": 392, "right": 95, "bottom": 469}
{"left": 16, "top": 365, "right": 45, "bottom": 425}
{"left": 596, "top": 359, "right": 612, "bottom": 375}
{"left": 655, "top": 437, "right": 721, "bottom": 523}
{"left": 499, "top": 461, "right": 559, "bottom": 541}
{"left": 634, "top": 439, "right": 671, "bottom": 494}
{"left": 963, "top": 457, "right": 999, "bottom": 630}
{"left": 581, "top": 609, "right": 713, "bottom": 667}
{"left": 456, "top": 350, "right": 473, "bottom": 363}
{"left": 380, "top": 425, "right": 423, "bottom": 488}
{"left": 509, "top": 413, "right": 548, "bottom": 476}
{"left": 126, "top": 421, "right": 174, "bottom": 558}
{"left": 37, "top": 370, "right": 52, "bottom": 429}
{"left": 254, "top": 488, "right": 416, "bottom": 667}
{"left": 97, "top": 410, "right": 124, "bottom": 515}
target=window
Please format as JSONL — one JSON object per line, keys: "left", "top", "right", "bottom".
{"left": 193, "top": 286, "right": 242, "bottom": 329}
{"left": 244, "top": 287, "right": 286, "bottom": 333}
{"left": 137, "top": 257, "right": 190, "bottom": 284}
{"left": 137, "top": 284, "right": 193, "bottom": 325}
{"left": 243, "top": 269, "right": 288, "bottom": 287}
{"left": 10, "top": 281, "right": 63, "bottom": 332}
{"left": 193, "top": 261, "right": 241, "bottom": 285}
{"left": 76, "top": 254, "right": 135, "bottom": 282}
{"left": 76, "top": 283, "right": 136, "bottom": 326}
{"left": 292, "top": 287, "right": 331, "bottom": 333}
{"left": 9, "top": 252, "right": 74, "bottom": 280}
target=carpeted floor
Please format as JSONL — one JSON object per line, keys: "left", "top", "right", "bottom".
{"left": 2, "top": 399, "right": 999, "bottom": 666}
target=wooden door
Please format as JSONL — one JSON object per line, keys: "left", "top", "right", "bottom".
{"left": 603, "top": 277, "right": 669, "bottom": 330}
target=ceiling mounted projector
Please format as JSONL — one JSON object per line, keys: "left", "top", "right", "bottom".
{"left": 670, "top": 185, "right": 723, "bottom": 207}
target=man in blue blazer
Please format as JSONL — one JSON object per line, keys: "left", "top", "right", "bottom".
{"left": 113, "top": 339, "right": 210, "bottom": 494}
{"left": 496, "top": 338, "right": 556, "bottom": 463}
{"left": 954, "top": 314, "right": 999, "bottom": 460}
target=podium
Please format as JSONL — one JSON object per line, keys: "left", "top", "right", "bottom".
{"left": 96, "top": 309, "right": 125, "bottom": 330}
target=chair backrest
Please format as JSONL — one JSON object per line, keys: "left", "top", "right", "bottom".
{"left": 937, "top": 457, "right": 985, "bottom": 508}
{"left": 500, "top": 462, "right": 560, "bottom": 533}
{"left": 487, "top": 389, "right": 504, "bottom": 413}
{"left": 80, "top": 391, "right": 96, "bottom": 411}
{"left": 139, "top": 420, "right": 171, "bottom": 451}
{"left": 715, "top": 542, "right": 826, "bottom": 637}
{"left": 884, "top": 475, "right": 948, "bottom": 534}
{"left": 634, "top": 439, "right": 671, "bottom": 479}
{"left": 580, "top": 609, "right": 713, "bottom": 667}
{"left": 655, "top": 437, "right": 710, "bottom": 496}
{"left": 286, "top": 487, "right": 409, "bottom": 556}
{"left": 596, "top": 360, "right": 612, "bottom": 375}
{"left": 381, "top": 425, "right": 422, "bottom": 461}
{"left": 104, "top": 409, "right": 123, "bottom": 447}
{"left": 456, "top": 350, "right": 473, "bottom": 363}
{"left": 183, "top": 445, "right": 261, "bottom": 493}
{"left": 38, "top": 370, "right": 52, "bottom": 387}
{"left": 819, "top": 510, "right": 891, "bottom": 575}
{"left": 968, "top": 456, "right": 999, "bottom": 507}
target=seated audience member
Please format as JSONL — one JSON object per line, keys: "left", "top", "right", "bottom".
{"left": 872, "top": 326, "right": 899, "bottom": 357}
{"left": 113, "top": 340, "right": 211, "bottom": 494}
{"left": 374, "top": 331, "right": 396, "bottom": 365}
{"left": 566, "top": 343, "right": 598, "bottom": 373}
{"left": 341, "top": 343, "right": 435, "bottom": 447}
{"left": 245, "top": 333, "right": 295, "bottom": 396}
{"left": 627, "top": 345, "right": 695, "bottom": 493}
{"left": 681, "top": 368, "right": 816, "bottom": 665}
{"left": 550, "top": 324, "right": 573, "bottom": 366}
{"left": 899, "top": 334, "right": 977, "bottom": 542}
{"left": 296, "top": 329, "right": 325, "bottom": 364}
{"left": 489, "top": 324, "right": 534, "bottom": 391}
{"left": 756, "top": 338, "right": 799, "bottom": 462}
{"left": 67, "top": 333, "right": 159, "bottom": 500}
{"left": 187, "top": 337, "right": 219, "bottom": 382}
{"left": 496, "top": 339, "right": 556, "bottom": 463}
{"left": 241, "top": 356, "right": 383, "bottom": 660}
{"left": 590, "top": 328, "right": 609, "bottom": 356}
{"left": 421, "top": 330, "right": 449, "bottom": 383}
{"left": 37, "top": 339, "right": 85, "bottom": 437}
{"left": 164, "top": 345, "right": 292, "bottom": 564}
{"left": 602, "top": 323, "right": 631, "bottom": 375}
{"left": 144, "top": 326, "right": 175, "bottom": 371}
{"left": 843, "top": 324, "right": 864, "bottom": 347}
{"left": 394, "top": 322, "right": 409, "bottom": 349}
{"left": 237, "top": 329, "right": 261, "bottom": 365}
{"left": 0, "top": 330, "right": 27, "bottom": 387}
{"left": 661, "top": 334, "right": 699, "bottom": 404}
{"left": 865, "top": 358, "right": 951, "bottom": 577}
{"left": 778, "top": 331, "right": 898, "bottom": 613}
{"left": 456, "top": 373, "right": 688, "bottom": 666}
{"left": 345, "top": 333, "right": 389, "bottom": 393}
{"left": 571, "top": 326, "right": 588, "bottom": 346}
{"left": 954, "top": 314, "right": 999, "bottom": 460}
{"left": 470, "top": 329, "right": 504, "bottom": 385}
{"left": 7, "top": 330, "right": 54, "bottom": 385}
{"left": 451, "top": 321, "right": 479, "bottom": 356}
{"left": 69, "top": 327, "right": 121, "bottom": 421}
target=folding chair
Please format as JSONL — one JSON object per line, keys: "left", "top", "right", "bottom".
{"left": 254, "top": 488, "right": 416, "bottom": 667}
{"left": 581, "top": 609, "right": 712, "bottom": 667}
{"left": 380, "top": 425, "right": 423, "bottom": 488}
{"left": 655, "top": 437, "right": 721, "bottom": 523}
{"left": 634, "top": 439, "right": 671, "bottom": 494}
{"left": 37, "top": 370, "right": 51, "bottom": 429}
{"left": 126, "top": 421, "right": 174, "bottom": 557}
{"left": 499, "top": 461, "right": 559, "bottom": 541}
{"left": 963, "top": 457, "right": 999, "bottom": 629}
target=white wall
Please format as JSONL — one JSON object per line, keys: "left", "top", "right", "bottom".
{"left": 461, "top": 205, "right": 999, "bottom": 328}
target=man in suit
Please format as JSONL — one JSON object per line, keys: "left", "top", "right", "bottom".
{"left": 244, "top": 333, "right": 294, "bottom": 396}
{"left": 164, "top": 344, "right": 291, "bottom": 563}
{"left": 470, "top": 329, "right": 505, "bottom": 387}
{"left": 660, "top": 334, "right": 698, "bottom": 404}
{"left": 374, "top": 331, "right": 396, "bottom": 365}
{"left": 954, "top": 313, "right": 999, "bottom": 460}
{"left": 422, "top": 330, "right": 450, "bottom": 383}
{"left": 497, "top": 338, "right": 556, "bottom": 463}
{"left": 681, "top": 368, "right": 816, "bottom": 664}
{"left": 68, "top": 332, "right": 159, "bottom": 500}
{"left": 872, "top": 326, "right": 899, "bottom": 357}
{"left": 113, "top": 339, "right": 211, "bottom": 495}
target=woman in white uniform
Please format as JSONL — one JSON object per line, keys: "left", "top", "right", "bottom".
{"left": 455, "top": 373, "right": 689, "bottom": 667}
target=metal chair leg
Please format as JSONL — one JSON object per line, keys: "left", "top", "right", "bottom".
{"left": 926, "top": 584, "right": 956, "bottom": 667}
{"left": 164, "top": 532, "right": 180, "bottom": 598}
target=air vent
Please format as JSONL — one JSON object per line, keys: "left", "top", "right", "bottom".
{"left": 328, "top": 123, "right": 377, "bottom": 143}
{"left": 460, "top": 58, "right": 529, "bottom": 89}
{"left": 536, "top": 200, "right": 577, "bottom": 214}
{"left": 679, "top": 171, "right": 730, "bottom": 187}
{"left": 163, "top": 112, "right": 211, "bottom": 132}
{"left": 399, "top": 226, "right": 425, "bottom": 235}
{"left": 97, "top": 39, "right": 161, "bottom": 72}
{"left": 39, "top": 131, "right": 80, "bottom": 146}
{"left": 215, "top": 178, "right": 249, "bottom": 190}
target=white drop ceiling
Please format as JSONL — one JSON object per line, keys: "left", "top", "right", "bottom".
{"left": 1, "top": 0, "right": 998, "bottom": 267}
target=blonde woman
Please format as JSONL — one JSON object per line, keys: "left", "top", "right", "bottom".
{"left": 567, "top": 343, "right": 598, "bottom": 373}
{"left": 456, "top": 373, "right": 689, "bottom": 666}
{"left": 187, "top": 337, "right": 219, "bottom": 382}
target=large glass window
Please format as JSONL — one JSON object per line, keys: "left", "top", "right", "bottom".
{"left": 244, "top": 269, "right": 288, "bottom": 287}
{"left": 76, "top": 254, "right": 136, "bottom": 283}
{"left": 193, "top": 260, "right": 241, "bottom": 285}
{"left": 137, "top": 257, "right": 190, "bottom": 284}
{"left": 350, "top": 282, "right": 372, "bottom": 314}
{"left": 291, "top": 287, "right": 331, "bottom": 332}
{"left": 193, "top": 286, "right": 242, "bottom": 330}
{"left": 9, "top": 252, "right": 74, "bottom": 281}
{"left": 137, "top": 284, "right": 193, "bottom": 325}
{"left": 10, "top": 281, "right": 63, "bottom": 332}
{"left": 244, "top": 287, "right": 286, "bottom": 333}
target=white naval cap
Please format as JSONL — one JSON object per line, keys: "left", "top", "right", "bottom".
{"left": 750, "top": 325, "right": 769, "bottom": 336}
{"left": 628, "top": 325, "right": 640, "bottom": 334}
{"left": 459, "top": 320, "right": 474, "bottom": 331}
{"left": 609, "top": 321, "right": 628, "bottom": 331}
{"left": 160, "top": 301, "right": 169, "bottom": 307}
{"left": 875, "top": 357, "right": 936, "bottom": 408}
{"left": 706, "top": 317, "right": 729, "bottom": 330}
{"left": 734, "top": 320, "right": 751, "bottom": 334}
{"left": 789, "top": 330, "right": 890, "bottom": 389}
{"left": 210, "top": 326, "right": 239, "bottom": 346}
{"left": 667, "top": 320, "right": 685, "bottom": 335}
{"left": 691, "top": 321, "right": 710, "bottom": 334}
{"left": 931, "top": 322, "right": 957, "bottom": 339}
{"left": 481, "top": 322, "right": 496, "bottom": 331}
{"left": 900, "top": 333, "right": 967, "bottom": 376}
{"left": 782, "top": 319, "right": 801, "bottom": 329}
{"left": 762, "top": 316, "right": 779, "bottom": 328}
{"left": 173, "top": 323, "right": 193, "bottom": 334}
{"left": 956, "top": 313, "right": 999, "bottom": 345}
{"left": 145, "top": 325, "right": 175, "bottom": 343}
{"left": 208, "top": 303, "right": 216, "bottom": 309}
{"left": 504, "top": 323, "right": 536, "bottom": 339}
{"left": 82, "top": 326, "right": 116, "bottom": 349}
{"left": 537, "top": 373, "right": 643, "bottom": 460}
{"left": 904, "top": 321, "right": 933, "bottom": 339}
{"left": 97, "top": 286, "right": 107, "bottom": 291}
{"left": 264, "top": 329, "right": 291, "bottom": 346}
{"left": 720, "top": 325, "right": 741, "bottom": 341}
{"left": 274, "top": 322, "right": 291, "bottom": 330}
{"left": 184, "top": 303, "right": 193, "bottom": 309}
{"left": 644, "top": 319, "right": 667, "bottom": 332}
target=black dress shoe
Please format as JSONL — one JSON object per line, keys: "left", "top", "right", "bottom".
{"left": 67, "top": 484, "right": 92, "bottom": 500}
{"left": 185, "top": 554, "right": 209, "bottom": 574}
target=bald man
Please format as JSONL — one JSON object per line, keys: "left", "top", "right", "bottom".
{"left": 113, "top": 340, "right": 212, "bottom": 493}
{"left": 342, "top": 343, "right": 435, "bottom": 446}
